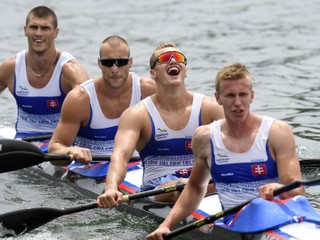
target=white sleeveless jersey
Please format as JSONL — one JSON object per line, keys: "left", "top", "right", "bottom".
{"left": 139, "top": 93, "right": 204, "bottom": 190}
{"left": 210, "top": 116, "right": 279, "bottom": 212}
{"left": 14, "top": 50, "right": 74, "bottom": 137}
{"left": 73, "top": 72, "right": 142, "bottom": 156}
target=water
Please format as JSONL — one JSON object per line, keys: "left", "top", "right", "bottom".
{"left": 0, "top": 0, "right": 320, "bottom": 239}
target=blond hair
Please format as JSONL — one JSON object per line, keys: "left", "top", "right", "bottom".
{"left": 215, "top": 63, "right": 253, "bottom": 93}
{"left": 149, "top": 42, "right": 177, "bottom": 69}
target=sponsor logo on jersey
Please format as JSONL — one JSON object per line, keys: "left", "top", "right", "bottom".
{"left": 155, "top": 127, "right": 169, "bottom": 140}
{"left": 16, "top": 85, "right": 29, "bottom": 96}
{"left": 215, "top": 153, "right": 230, "bottom": 164}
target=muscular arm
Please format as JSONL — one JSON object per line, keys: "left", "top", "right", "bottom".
{"left": 147, "top": 125, "right": 212, "bottom": 239}
{"left": 140, "top": 77, "right": 156, "bottom": 99}
{"left": 0, "top": 57, "right": 16, "bottom": 93}
{"left": 201, "top": 95, "right": 224, "bottom": 125}
{"left": 259, "top": 120, "right": 305, "bottom": 199}
{"left": 48, "top": 86, "right": 91, "bottom": 165}
{"left": 97, "top": 102, "right": 149, "bottom": 208}
{"left": 60, "top": 59, "right": 89, "bottom": 94}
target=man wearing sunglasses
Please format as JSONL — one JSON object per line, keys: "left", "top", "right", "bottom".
{"left": 48, "top": 35, "right": 156, "bottom": 167}
{"left": 97, "top": 42, "right": 224, "bottom": 207}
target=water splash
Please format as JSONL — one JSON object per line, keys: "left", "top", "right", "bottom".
{"left": 0, "top": 222, "right": 18, "bottom": 238}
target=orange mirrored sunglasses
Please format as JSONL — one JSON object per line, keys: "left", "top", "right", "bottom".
{"left": 151, "top": 51, "right": 187, "bottom": 69}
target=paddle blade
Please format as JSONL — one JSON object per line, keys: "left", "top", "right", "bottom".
{"left": 0, "top": 151, "right": 46, "bottom": 173}
{"left": 0, "top": 139, "right": 46, "bottom": 173}
{"left": 0, "top": 139, "right": 44, "bottom": 154}
{"left": 0, "top": 207, "right": 64, "bottom": 237}
{"left": 0, "top": 203, "right": 97, "bottom": 237}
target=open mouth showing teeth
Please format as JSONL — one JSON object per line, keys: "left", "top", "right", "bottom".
{"left": 167, "top": 67, "right": 180, "bottom": 76}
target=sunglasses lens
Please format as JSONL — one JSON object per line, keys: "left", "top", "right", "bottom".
{"left": 100, "top": 59, "right": 115, "bottom": 67}
{"left": 156, "top": 51, "right": 186, "bottom": 64}
{"left": 100, "top": 58, "right": 130, "bottom": 67}
{"left": 171, "top": 52, "right": 186, "bottom": 63}
{"left": 116, "top": 59, "right": 130, "bottom": 67}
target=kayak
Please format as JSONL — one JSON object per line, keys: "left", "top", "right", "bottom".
{"left": 1, "top": 125, "right": 320, "bottom": 240}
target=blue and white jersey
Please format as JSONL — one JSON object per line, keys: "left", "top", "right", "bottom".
{"left": 210, "top": 116, "right": 279, "bottom": 212}
{"left": 73, "top": 72, "right": 142, "bottom": 156}
{"left": 139, "top": 93, "right": 203, "bottom": 191}
{"left": 14, "top": 50, "right": 74, "bottom": 138}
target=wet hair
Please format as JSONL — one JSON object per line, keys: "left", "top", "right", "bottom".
{"left": 149, "top": 42, "right": 178, "bottom": 69}
{"left": 26, "top": 6, "right": 58, "bottom": 29}
{"left": 99, "top": 35, "right": 130, "bottom": 58}
{"left": 215, "top": 63, "right": 253, "bottom": 93}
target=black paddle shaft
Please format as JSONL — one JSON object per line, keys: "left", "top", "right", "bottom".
{"left": 0, "top": 139, "right": 131, "bottom": 173}
{"left": 21, "top": 134, "right": 52, "bottom": 142}
{"left": 1, "top": 139, "right": 318, "bottom": 174}
{"left": 0, "top": 203, "right": 97, "bottom": 237}
{"left": 124, "top": 179, "right": 214, "bottom": 201}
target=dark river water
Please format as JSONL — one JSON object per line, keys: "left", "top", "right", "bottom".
{"left": 0, "top": 0, "right": 320, "bottom": 239}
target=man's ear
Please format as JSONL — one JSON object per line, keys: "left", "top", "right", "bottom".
{"left": 215, "top": 92, "right": 222, "bottom": 105}
{"left": 98, "top": 58, "right": 103, "bottom": 70}
{"left": 150, "top": 69, "right": 156, "bottom": 80}
{"left": 53, "top": 28, "right": 59, "bottom": 39}
{"left": 251, "top": 89, "right": 254, "bottom": 103}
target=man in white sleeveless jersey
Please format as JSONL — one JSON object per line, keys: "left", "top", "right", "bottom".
{"left": 96, "top": 42, "right": 224, "bottom": 205}
{"left": 147, "top": 63, "right": 304, "bottom": 240}
{"left": 48, "top": 35, "right": 156, "bottom": 165}
{"left": 0, "top": 6, "right": 88, "bottom": 139}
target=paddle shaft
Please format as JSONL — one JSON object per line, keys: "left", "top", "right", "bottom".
{"left": 44, "top": 153, "right": 140, "bottom": 161}
{"left": 61, "top": 202, "right": 97, "bottom": 215}
{"left": 0, "top": 139, "right": 318, "bottom": 174}
{"left": 122, "top": 183, "right": 187, "bottom": 202}
{"left": 123, "top": 179, "right": 213, "bottom": 202}
{"left": 0, "top": 139, "right": 140, "bottom": 173}
{"left": 21, "top": 134, "right": 52, "bottom": 142}
{"left": 299, "top": 158, "right": 320, "bottom": 167}
{"left": 163, "top": 177, "right": 320, "bottom": 239}
{"left": 40, "top": 153, "right": 320, "bottom": 166}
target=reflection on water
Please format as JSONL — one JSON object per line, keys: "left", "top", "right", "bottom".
{"left": 1, "top": 0, "right": 320, "bottom": 239}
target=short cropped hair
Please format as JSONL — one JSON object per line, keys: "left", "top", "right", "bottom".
{"left": 100, "top": 35, "right": 130, "bottom": 58}
{"left": 26, "top": 6, "right": 58, "bottom": 29}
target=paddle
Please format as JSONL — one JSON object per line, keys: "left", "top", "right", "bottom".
{"left": 0, "top": 182, "right": 192, "bottom": 237}
{"left": 20, "top": 134, "right": 52, "bottom": 142}
{"left": 1, "top": 139, "right": 318, "bottom": 174}
{"left": 299, "top": 158, "right": 320, "bottom": 167}
{"left": 0, "top": 139, "right": 139, "bottom": 173}
{"left": 163, "top": 176, "right": 320, "bottom": 240}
